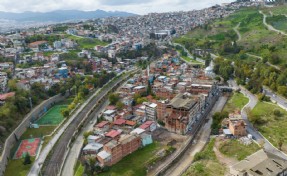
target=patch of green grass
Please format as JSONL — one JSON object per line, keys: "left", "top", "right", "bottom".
{"left": 20, "top": 126, "right": 56, "bottom": 139}
{"left": 266, "top": 15, "right": 287, "bottom": 33}
{"left": 219, "top": 139, "right": 260, "bottom": 160}
{"left": 4, "top": 157, "right": 35, "bottom": 176}
{"left": 43, "top": 51, "right": 56, "bottom": 57}
{"left": 250, "top": 101, "right": 287, "bottom": 152}
{"left": 183, "top": 139, "right": 226, "bottom": 176}
{"left": 66, "top": 35, "right": 108, "bottom": 48}
{"left": 74, "top": 162, "right": 84, "bottom": 176}
{"left": 223, "top": 92, "right": 249, "bottom": 113}
{"left": 98, "top": 142, "right": 162, "bottom": 176}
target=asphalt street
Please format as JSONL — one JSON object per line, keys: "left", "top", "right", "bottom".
{"left": 229, "top": 80, "right": 287, "bottom": 160}
{"left": 28, "top": 71, "right": 136, "bottom": 176}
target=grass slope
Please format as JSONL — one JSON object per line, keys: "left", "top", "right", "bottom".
{"left": 219, "top": 139, "right": 260, "bottom": 161}
{"left": 66, "top": 35, "right": 108, "bottom": 48}
{"left": 183, "top": 139, "right": 225, "bottom": 176}
{"left": 20, "top": 126, "right": 56, "bottom": 140}
{"left": 250, "top": 101, "right": 287, "bottom": 152}
{"left": 223, "top": 92, "right": 249, "bottom": 113}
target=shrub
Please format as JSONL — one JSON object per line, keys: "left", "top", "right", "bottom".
{"left": 273, "top": 109, "right": 281, "bottom": 117}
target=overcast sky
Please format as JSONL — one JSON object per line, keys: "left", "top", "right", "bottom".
{"left": 0, "top": 0, "right": 235, "bottom": 14}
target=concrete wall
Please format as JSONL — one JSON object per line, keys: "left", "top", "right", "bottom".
{"left": 0, "top": 93, "right": 69, "bottom": 175}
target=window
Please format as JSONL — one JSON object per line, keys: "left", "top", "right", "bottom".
{"left": 255, "top": 170, "right": 263, "bottom": 175}
{"left": 266, "top": 168, "right": 273, "bottom": 172}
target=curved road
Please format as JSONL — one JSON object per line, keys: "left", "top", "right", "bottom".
{"left": 229, "top": 80, "right": 287, "bottom": 160}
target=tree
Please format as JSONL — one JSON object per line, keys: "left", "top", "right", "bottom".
{"left": 8, "top": 79, "right": 17, "bottom": 91}
{"left": 109, "top": 93, "right": 120, "bottom": 105}
{"left": 278, "top": 86, "right": 287, "bottom": 97}
{"left": 273, "top": 109, "right": 281, "bottom": 117}
{"left": 61, "top": 109, "right": 70, "bottom": 118}
{"left": 116, "top": 101, "right": 124, "bottom": 109}
{"left": 23, "top": 152, "right": 31, "bottom": 165}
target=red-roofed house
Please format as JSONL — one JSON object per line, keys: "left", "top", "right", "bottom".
{"left": 105, "top": 130, "right": 122, "bottom": 140}
{"left": 139, "top": 121, "right": 157, "bottom": 132}
{"left": 125, "top": 120, "right": 136, "bottom": 127}
{"left": 106, "top": 105, "right": 117, "bottom": 111}
{"left": 94, "top": 121, "right": 110, "bottom": 132}
{"left": 113, "top": 119, "right": 126, "bottom": 129}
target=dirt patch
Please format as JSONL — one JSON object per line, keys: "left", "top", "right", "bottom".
{"left": 152, "top": 127, "right": 187, "bottom": 149}
{"left": 213, "top": 137, "right": 238, "bottom": 175}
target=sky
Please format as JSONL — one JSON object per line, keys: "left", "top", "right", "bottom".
{"left": 0, "top": 0, "right": 235, "bottom": 14}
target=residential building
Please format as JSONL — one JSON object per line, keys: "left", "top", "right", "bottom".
{"left": 139, "top": 121, "right": 157, "bottom": 132}
{"left": 227, "top": 113, "right": 247, "bottom": 137}
{"left": 83, "top": 142, "right": 103, "bottom": 155}
{"left": 144, "top": 102, "right": 157, "bottom": 120}
{"left": 119, "top": 134, "right": 141, "bottom": 158}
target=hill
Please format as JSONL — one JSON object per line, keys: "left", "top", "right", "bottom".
{"left": 174, "top": 6, "right": 287, "bottom": 96}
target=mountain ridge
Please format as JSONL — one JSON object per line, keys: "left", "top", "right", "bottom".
{"left": 0, "top": 10, "right": 137, "bottom": 22}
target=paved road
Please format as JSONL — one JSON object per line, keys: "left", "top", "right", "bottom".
{"left": 42, "top": 73, "right": 135, "bottom": 176}
{"left": 259, "top": 10, "right": 287, "bottom": 36}
{"left": 233, "top": 22, "right": 242, "bottom": 41}
{"left": 263, "top": 87, "right": 287, "bottom": 110}
{"left": 61, "top": 100, "right": 109, "bottom": 176}
{"left": 28, "top": 71, "right": 136, "bottom": 176}
{"left": 229, "top": 80, "right": 287, "bottom": 160}
{"left": 164, "top": 96, "right": 228, "bottom": 176}
{"left": 28, "top": 88, "right": 103, "bottom": 176}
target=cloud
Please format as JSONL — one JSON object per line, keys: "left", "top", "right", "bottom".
{"left": 0, "top": 0, "right": 235, "bottom": 14}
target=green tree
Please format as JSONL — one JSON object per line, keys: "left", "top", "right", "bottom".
{"left": 61, "top": 109, "right": 70, "bottom": 118}
{"left": 116, "top": 101, "right": 124, "bottom": 109}
{"left": 109, "top": 93, "right": 120, "bottom": 105}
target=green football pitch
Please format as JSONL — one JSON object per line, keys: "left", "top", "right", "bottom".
{"left": 36, "top": 105, "right": 67, "bottom": 125}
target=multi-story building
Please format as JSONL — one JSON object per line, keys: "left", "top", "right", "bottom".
{"left": 165, "top": 93, "right": 203, "bottom": 134}
{"left": 119, "top": 134, "right": 141, "bottom": 157}
{"left": 144, "top": 102, "right": 157, "bottom": 120}
{"left": 156, "top": 100, "right": 168, "bottom": 121}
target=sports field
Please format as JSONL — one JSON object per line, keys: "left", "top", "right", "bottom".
{"left": 36, "top": 105, "right": 67, "bottom": 125}
{"left": 14, "top": 138, "right": 41, "bottom": 159}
